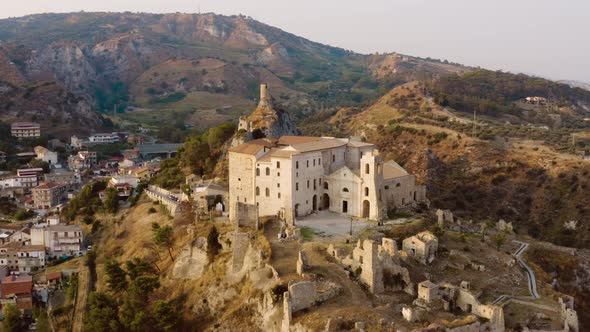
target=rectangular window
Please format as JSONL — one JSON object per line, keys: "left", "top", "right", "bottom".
{"left": 307, "top": 160, "right": 309, "bottom": 167}
{"left": 307, "top": 180, "right": 310, "bottom": 188}
{"left": 296, "top": 161, "right": 299, "bottom": 169}
{"left": 277, "top": 183, "right": 280, "bottom": 188}
{"left": 296, "top": 183, "right": 299, "bottom": 191}
{"left": 313, "top": 159, "right": 316, "bottom": 166}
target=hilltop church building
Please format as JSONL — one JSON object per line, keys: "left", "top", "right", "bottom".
{"left": 228, "top": 135, "right": 426, "bottom": 221}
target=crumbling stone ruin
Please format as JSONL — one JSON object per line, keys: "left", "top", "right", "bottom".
{"left": 330, "top": 238, "right": 414, "bottom": 295}
{"left": 230, "top": 201, "right": 260, "bottom": 229}
{"left": 281, "top": 279, "right": 341, "bottom": 330}
{"left": 559, "top": 296, "right": 579, "bottom": 332}
{"left": 436, "top": 209, "right": 454, "bottom": 227}
{"left": 402, "top": 231, "right": 438, "bottom": 264}
{"left": 296, "top": 251, "right": 308, "bottom": 276}
{"left": 497, "top": 219, "right": 513, "bottom": 233}
{"left": 414, "top": 280, "right": 505, "bottom": 331}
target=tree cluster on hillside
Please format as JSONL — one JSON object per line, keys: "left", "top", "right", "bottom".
{"left": 428, "top": 70, "right": 590, "bottom": 117}
{"left": 152, "top": 122, "right": 236, "bottom": 188}
{"left": 85, "top": 258, "right": 180, "bottom": 332}
{"left": 61, "top": 181, "right": 107, "bottom": 221}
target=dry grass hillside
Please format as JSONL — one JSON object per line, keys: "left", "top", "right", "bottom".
{"left": 92, "top": 195, "right": 276, "bottom": 330}
{"left": 328, "top": 82, "right": 590, "bottom": 249}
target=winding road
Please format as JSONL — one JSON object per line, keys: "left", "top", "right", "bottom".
{"left": 513, "top": 240, "right": 540, "bottom": 299}
{"left": 492, "top": 240, "right": 540, "bottom": 305}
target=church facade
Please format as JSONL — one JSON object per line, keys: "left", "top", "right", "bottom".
{"left": 228, "top": 136, "right": 426, "bottom": 221}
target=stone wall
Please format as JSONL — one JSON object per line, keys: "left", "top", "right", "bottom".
{"left": 288, "top": 281, "right": 316, "bottom": 312}
{"left": 230, "top": 201, "right": 259, "bottom": 229}
{"left": 232, "top": 232, "right": 252, "bottom": 273}
{"left": 145, "top": 185, "right": 180, "bottom": 216}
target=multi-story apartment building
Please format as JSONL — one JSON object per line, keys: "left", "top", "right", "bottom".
{"left": 32, "top": 182, "right": 66, "bottom": 210}
{"left": 11, "top": 122, "right": 41, "bottom": 138}
{"left": 31, "top": 224, "right": 83, "bottom": 257}
{"left": 88, "top": 133, "right": 120, "bottom": 144}
{"left": 229, "top": 136, "right": 426, "bottom": 222}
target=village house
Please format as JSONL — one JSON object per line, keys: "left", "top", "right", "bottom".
{"left": 0, "top": 242, "right": 46, "bottom": 272}
{"left": 31, "top": 224, "right": 83, "bottom": 257}
{"left": 109, "top": 174, "right": 140, "bottom": 188}
{"left": 8, "top": 227, "right": 31, "bottom": 244}
{"left": 68, "top": 150, "right": 97, "bottom": 170}
{"left": 1, "top": 274, "right": 33, "bottom": 312}
{"left": 190, "top": 180, "right": 229, "bottom": 212}
{"left": 32, "top": 182, "right": 66, "bottom": 210}
{"left": 44, "top": 170, "right": 81, "bottom": 189}
{"left": 128, "top": 166, "right": 151, "bottom": 181}
{"left": 107, "top": 180, "right": 134, "bottom": 198}
{"left": 0, "top": 176, "right": 23, "bottom": 189}
{"left": 228, "top": 136, "right": 426, "bottom": 221}
{"left": 11, "top": 122, "right": 41, "bottom": 138}
{"left": 34, "top": 146, "right": 58, "bottom": 165}
{"left": 16, "top": 168, "right": 45, "bottom": 188}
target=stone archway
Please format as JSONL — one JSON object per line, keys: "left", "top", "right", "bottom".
{"left": 322, "top": 193, "right": 330, "bottom": 210}
{"left": 312, "top": 195, "right": 317, "bottom": 211}
{"left": 362, "top": 200, "right": 370, "bottom": 218}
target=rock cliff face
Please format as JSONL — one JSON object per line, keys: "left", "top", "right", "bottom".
{"left": 27, "top": 41, "right": 96, "bottom": 93}
{"left": 237, "top": 84, "right": 300, "bottom": 142}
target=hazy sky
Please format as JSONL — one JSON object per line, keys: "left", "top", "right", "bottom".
{"left": 3, "top": 0, "right": 590, "bottom": 82}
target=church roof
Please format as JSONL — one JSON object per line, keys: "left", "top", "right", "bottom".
{"left": 383, "top": 161, "right": 409, "bottom": 179}
{"left": 228, "top": 139, "right": 276, "bottom": 155}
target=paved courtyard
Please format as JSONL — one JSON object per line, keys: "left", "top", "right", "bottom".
{"left": 295, "top": 210, "right": 375, "bottom": 238}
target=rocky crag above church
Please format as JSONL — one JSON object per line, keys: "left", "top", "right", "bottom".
{"left": 235, "top": 84, "right": 300, "bottom": 143}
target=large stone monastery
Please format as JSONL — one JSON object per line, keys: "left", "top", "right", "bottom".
{"left": 228, "top": 135, "right": 426, "bottom": 222}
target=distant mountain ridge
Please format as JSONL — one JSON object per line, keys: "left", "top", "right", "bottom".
{"left": 1, "top": 12, "right": 587, "bottom": 137}
{"left": 0, "top": 12, "right": 476, "bottom": 136}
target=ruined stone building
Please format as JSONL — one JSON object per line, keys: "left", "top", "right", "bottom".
{"left": 229, "top": 135, "right": 426, "bottom": 221}
{"left": 416, "top": 280, "right": 505, "bottom": 331}
{"left": 402, "top": 231, "right": 439, "bottom": 264}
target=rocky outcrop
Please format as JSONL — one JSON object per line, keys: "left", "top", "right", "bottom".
{"left": 28, "top": 41, "right": 96, "bottom": 93}
{"left": 172, "top": 237, "right": 209, "bottom": 279}
{"left": 236, "top": 83, "right": 300, "bottom": 143}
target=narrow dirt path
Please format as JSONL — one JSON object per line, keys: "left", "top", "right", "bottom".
{"left": 72, "top": 263, "right": 90, "bottom": 332}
